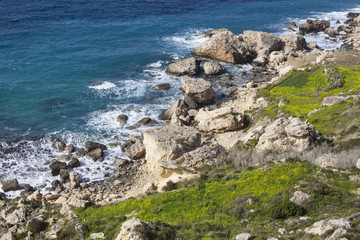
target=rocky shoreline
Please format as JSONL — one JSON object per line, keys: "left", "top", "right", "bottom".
{"left": 1, "top": 12, "right": 360, "bottom": 240}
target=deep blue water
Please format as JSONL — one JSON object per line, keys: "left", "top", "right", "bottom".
{"left": 0, "top": 0, "right": 359, "bottom": 194}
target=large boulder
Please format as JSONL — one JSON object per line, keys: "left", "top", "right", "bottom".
{"left": 85, "top": 141, "right": 106, "bottom": 152}
{"left": 143, "top": 125, "right": 201, "bottom": 174}
{"left": 242, "top": 31, "right": 284, "bottom": 56}
{"left": 2, "top": 179, "right": 19, "bottom": 192}
{"left": 182, "top": 77, "right": 215, "bottom": 105}
{"left": 305, "top": 218, "right": 351, "bottom": 236}
{"left": 195, "top": 107, "right": 246, "bottom": 133}
{"left": 165, "top": 57, "right": 200, "bottom": 76}
{"left": 203, "top": 61, "right": 225, "bottom": 75}
{"left": 158, "top": 100, "right": 188, "bottom": 121}
{"left": 299, "top": 19, "right": 330, "bottom": 35}
{"left": 280, "top": 34, "right": 307, "bottom": 53}
{"left": 49, "top": 160, "right": 67, "bottom": 176}
{"left": 86, "top": 148, "right": 104, "bottom": 161}
{"left": 324, "top": 27, "right": 339, "bottom": 37}
{"left": 253, "top": 118, "right": 321, "bottom": 153}
{"left": 114, "top": 218, "right": 149, "bottom": 240}
{"left": 192, "top": 29, "right": 252, "bottom": 64}
{"left": 121, "top": 138, "right": 146, "bottom": 160}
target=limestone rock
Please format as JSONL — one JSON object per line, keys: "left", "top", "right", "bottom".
{"left": 2, "top": 179, "right": 19, "bottom": 192}
{"left": 170, "top": 143, "right": 221, "bottom": 169}
{"left": 114, "top": 157, "right": 129, "bottom": 168}
{"left": 154, "top": 83, "right": 170, "bottom": 90}
{"left": 305, "top": 218, "right": 351, "bottom": 236}
{"left": 66, "top": 194, "right": 89, "bottom": 208}
{"left": 74, "top": 148, "right": 86, "bottom": 158}
{"left": 5, "top": 208, "right": 26, "bottom": 225}
{"left": 280, "top": 34, "right": 307, "bottom": 53}
{"left": 356, "top": 159, "right": 360, "bottom": 169}
{"left": 269, "top": 51, "right": 286, "bottom": 64}
{"left": 65, "top": 144, "right": 75, "bottom": 153}
{"left": 121, "top": 139, "right": 146, "bottom": 160}
{"left": 354, "top": 15, "right": 360, "bottom": 26}
{"left": 255, "top": 118, "right": 321, "bottom": 153}
{"left": 158, "top": 100, "right": 188, "bottom": 121}
{"left": 49, "top": 161, "right": 67, "bottom": 176}
{"left": 117, "top": 114, "right": 128, "bottom": 126}
{"left": 192, "top": 29, "right": 252, "bottom": 64}
{"left": 115, "top": 218, "right": 149, "bottom": 240}
{"left": 322, "top": 96, "right": 349, "bottom": 107}
{"left": 68, "top": 171, "right": 80, "bottom": 189}
{"left": 55, "top": 138, "right": 66, "bottom": 152}
{"left": 27, "top": 190, "right": 42, "bottom": 202}
{"left": 235, "top": 233, "right": 254, "bottom": 240}
{"left": 85, "top": 141, "right": 106, "bottom": 153}
{"left": 29, "top": 218, "right": 48, "bottom": 234}
{"left": 203, "top": 61, "right": 225, "bottom": 75}
{"left": 90, "top": 232, "right": 105, "bottom": 240}
{"left": 68, "top": 158, "right": 81, "bottom": 168}
{"left": 143, "top": 125, "right": 201, "bottom": 173}
{"left": 165, "top": 57, "right": 200, "bottom": 76}
{"left": 243, "top": 30, "right": 284, "bottom": 56}
{"left": 182, "top": 77, "right": 215, "bottom": 105}
{"left": 324, "top": 27, "right": 339, "bottom": 37}
{"left": 0, "top": 232, "right": 14, "bottom": 240}
{"left": 136, "top": 117, "right": 156, "bottom": 126}
{"left": 195, "top": 107, "right": 245, "bottom": 133}
{"left": 299, "top": 19, "right": 330, "bottom": 35}
{"left": 86, "top": 148, "right": 104, "bottom": 161}
{"left": 326, "top": 228, "right": 347, "bottom": 240}
{"left": 290, "top": 191, "right": 310, "bottom": 205}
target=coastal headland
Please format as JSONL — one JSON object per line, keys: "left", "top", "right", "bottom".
{"left": 1, "top": 12, "right": 360, "bottom": 240}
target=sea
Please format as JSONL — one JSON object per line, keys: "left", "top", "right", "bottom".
{"left": 1, "top": 0, "right": 359, "bottom": 197}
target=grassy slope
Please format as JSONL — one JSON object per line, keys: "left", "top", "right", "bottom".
{"left": 76, "top": 161, "right": 360, "bottom": 239}
{"left": 257, "top": 66, "right": 360, "bottom": 144}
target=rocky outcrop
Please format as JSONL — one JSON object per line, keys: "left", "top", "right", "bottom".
{"left": 143, "top": 125, "right": 201, "bottom": 174}
{"left": 165, "top": 57, "right": 201, "bottom": 76}
{"left": 305, "top": 218, "right": 351, "bottom": 236}
{"left": 195, "top": 107, "right": 246, "bottom": 133}
{"left": 299, "top": 19, "right": 330, "bottom": 35}
{"left": 203, "top": 61, "right": 225, "bottom": 75}
{"left": 182, "top": 77, "right": 215, "bottom": 106}
{"left": 136, "top": 117, "right": 157, "bottom": 126}
{"left": 243, "top": 30, "right": 284, "bottom": 56}
{"left": 192, "top": 29, "right": 252, "bottom": 64}
{"left": 242, "top": 118, "right": 321, "bottom": 153}
{"left": 114, "top": 218, "right": 149, "bottom": 240}
{"left": 168, "top": 143, "right": 221, "bottom": 170}
{"left": 280, "top": 34, "right": 307, "bottom": 53}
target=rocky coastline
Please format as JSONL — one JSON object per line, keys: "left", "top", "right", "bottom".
{"left": 1, "top": 12, "right": 360, "bottom": 240}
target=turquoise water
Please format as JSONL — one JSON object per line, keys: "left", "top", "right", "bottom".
{"left": 0, "top": 0, "right": 359, "bottom": 195}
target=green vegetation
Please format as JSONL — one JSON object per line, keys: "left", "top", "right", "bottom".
{"left": 76, "top": 161, "right": 360, "bottom": 239}
{"left": 256, "top": 66, "right": 360, "bottom": 141}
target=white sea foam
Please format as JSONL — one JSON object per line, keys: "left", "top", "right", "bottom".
{"left": 89, "top": 81, "right": 116, "bottom": 90}
{"left": 163, "top": 28, "right": 210, "bottom": 50}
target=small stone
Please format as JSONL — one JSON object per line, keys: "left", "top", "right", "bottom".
{"left": 90, "top": 232, "right": 105, "bottom": 240}
{"left": 235, "top": 233, "right": 254, "bottom": 240}
{"left": 290, "top": 191, "right": 311, "bottom": 205}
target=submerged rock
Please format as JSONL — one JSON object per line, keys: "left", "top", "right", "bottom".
{"left": 154, "top": 83, "right": 170, "bottom": 90}
{"left": 85, "top": 141, "right": 107, "bottom": 153}
{"left": 117, "top": 114, "right": 128, "bottom": 126}
{"left": 49, "top": 161, "right": 67, "bottom": 176}
{"left": 165, "top": 57, "right": 201, "bottom": 76}
{"left": 136, "top": 117, "right": 157, "bottom": 126}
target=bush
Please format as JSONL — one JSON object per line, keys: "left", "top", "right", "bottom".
{"left": 268, "top": 201, "right": 306, "bottom": 219}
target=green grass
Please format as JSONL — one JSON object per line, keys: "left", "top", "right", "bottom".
{"left": 257, "top": 66, "right": 360, "bottom": 139}
{"left": 75, "top": 161, "right": 360, "bottom": 239}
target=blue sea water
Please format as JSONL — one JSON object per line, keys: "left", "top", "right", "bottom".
{"left": 0, "top": 0, "right": 359, "bottom": 195}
